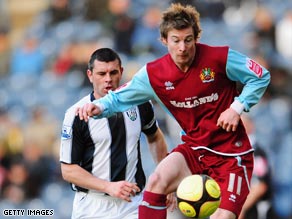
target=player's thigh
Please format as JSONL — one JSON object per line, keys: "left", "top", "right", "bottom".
{"left": 210, "top": 208, "right": 236, "bottom": 219}
{"left": 148, "top": 152, "right": 192, "bottom": 193}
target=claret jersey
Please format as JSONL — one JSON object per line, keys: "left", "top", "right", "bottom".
{"left": 146, "top": 44, "right": 247, "bottom": 153}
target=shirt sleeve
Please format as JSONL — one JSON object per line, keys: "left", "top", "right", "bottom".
{"left": 138, "top": 101, "right": 158, "bottom": 136}
{"left": 93, "top": 65, "right": 157, "bottom": 118}
{"left": 60, "top": 107, "right": 88, "bottom": 164}
{"left": 60, "top": 108, "right": 77, "bottom": 164}
{"left": 226, "top": 49, "right": 271, "bottom": 112}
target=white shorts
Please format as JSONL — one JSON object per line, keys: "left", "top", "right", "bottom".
{"left": 71, "top": 191, "right": 143, "bottom": 219}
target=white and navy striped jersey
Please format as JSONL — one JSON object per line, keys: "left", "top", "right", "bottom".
{"left": 60, "top": 92, "right": 158, "bottom": 193}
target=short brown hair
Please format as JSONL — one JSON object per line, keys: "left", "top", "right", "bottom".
{"left": 88, "top": 48, "right": 121, "bottom": 71}
{"left": 160, "top": 3, "right": 201, "bottom": 40}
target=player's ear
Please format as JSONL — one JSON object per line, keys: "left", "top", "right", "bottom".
{"left": 161, "top": 37, "right": 167, "bottom": 46}
{"left": 87, "top": 69, "right": 93, "bottom": 83}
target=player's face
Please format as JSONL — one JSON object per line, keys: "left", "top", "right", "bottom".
{"left": 87, "top": 59, "right": 123, "bottom": 99}
{"left": 162, "top": 27, "right": 196, "bottom": 72}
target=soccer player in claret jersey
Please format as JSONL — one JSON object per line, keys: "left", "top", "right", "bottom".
{"left": 60, "top": 48, "right": 168, "bottom": 219}
{"left": 77, "top": 3, "right": 271, "bottom": 219}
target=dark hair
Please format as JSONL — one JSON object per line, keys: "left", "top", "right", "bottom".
{"left": 160, "top": 3, "right": 201, "bottom": 40}
{"left": 88, "top": 48, "right": 122, "bottom": 71}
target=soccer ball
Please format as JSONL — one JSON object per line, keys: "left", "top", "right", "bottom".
{"left": 176, "top": 174, "right": 221, "bottom": 218}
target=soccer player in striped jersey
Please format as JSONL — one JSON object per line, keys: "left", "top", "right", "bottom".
{"left": 60, "top": 48, "right": 168, "bottom": 219}
{"left": 77, "top": 3, "right": 271, "bottom": 219}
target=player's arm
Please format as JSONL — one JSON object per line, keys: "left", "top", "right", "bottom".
{"left": 139, "top": 101, "right": 168, "bottom": 164}
{"left": 78, "top": 66, "right": 157, "bottom": 121}
{"left": 146, "top": 127, "right": 168, "bottom": 164}
{"left": 217, "top": 49, "right": 270, "bottom": 132}
{"left": 60, "top": 163, "right": 140, "bottom": 202}
{"left": 226, "top": 48, "right": 271, "bottom": 113}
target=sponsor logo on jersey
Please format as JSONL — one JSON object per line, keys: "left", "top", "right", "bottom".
{"left": 61, "top": 125, "right": 72, "bottom": 139}
{"left": 200, "top": 67, "right": 215, "bottom": 83}
{"left": 126, "top": 108, "right": 137, "bottom": 121}
{"left": 165, "top": 81, "right": 175, "bottom": 90}
{"left": 170, "top": 93, "right": 219, "bottom": 108}
{"left": 246, "top": 58, "right": 263, "bottom": 78}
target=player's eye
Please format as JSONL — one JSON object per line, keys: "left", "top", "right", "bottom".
{"left": 96, "top": 72, "right": 106, "bottom": 76}
{"left": 110, "top": 70, "right": 119, "bottom": 75}
{"left": 185, "top": 37, "right": 194, "bottom": 43}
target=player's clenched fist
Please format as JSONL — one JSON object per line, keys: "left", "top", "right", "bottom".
{"left": 76, "top": 103, "right": 101, "bottom": 122}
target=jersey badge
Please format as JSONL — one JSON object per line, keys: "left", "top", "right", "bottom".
{"left": 200, "top": 68, "right": 215, "bottom": 83}
{"left": 61, "top": 125, "right": 72, "bottom": 139}
{"left": 126, "top": 108, "right": 137, "bottom": 121}
{"left": 165, "top": 81, "right": 175, "bottom": 90}
{"left": 246, "top": 58, "right": 263, "bottom": 78}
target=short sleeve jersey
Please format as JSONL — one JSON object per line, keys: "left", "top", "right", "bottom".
{"left": 60, "top": 92, "right": 158, "bottom": 192}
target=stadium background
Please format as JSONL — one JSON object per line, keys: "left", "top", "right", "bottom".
{"left": 0, "top": 0, "right": 291, "bottom": 218}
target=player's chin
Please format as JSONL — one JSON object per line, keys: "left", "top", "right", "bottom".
{"left": 176, "top": 57, "right": 189, "bottom": 65}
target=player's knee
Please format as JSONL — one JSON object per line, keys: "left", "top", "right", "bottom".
{"left": 148, "top": 172, "right": 160, "bottom": 187}
{"left": 147, "top": 171, "right": 166, "bottom": 192}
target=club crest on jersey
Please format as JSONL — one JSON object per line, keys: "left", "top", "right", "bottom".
{"left": 200, "top": 68, "right": 215, "bottom": 83}
{"left": 61, "top": 125, "right": 72, "bottom": 139}
{"left": 126, "top": 108, "right": 137, "bottom": 121}
{"left": 165, "top": 81, "right": 175, "bottom": 90}
{"left": 246, "top": 58, "right": 263, "bottom": 78}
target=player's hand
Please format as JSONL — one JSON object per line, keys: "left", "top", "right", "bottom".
{"left": 76, "top": 103, "right": 101, "bottom": 122}
{"left": 166, "top": 192, "right": 177, "bottom": 212}
{"left": 216, "top": 108, "right": 241, "bottom": 132}
{"left": 105, "top": 181, "right": 141, "bottom": 202}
